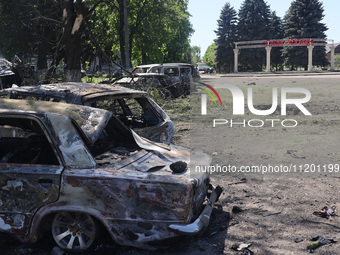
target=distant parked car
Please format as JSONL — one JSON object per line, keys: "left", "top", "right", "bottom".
{"left": 133, "top": 63, "right": 200, "bottom": 82}
{"left": 0, "top": 98, "right": 221, "bottom": 252}
{"left": 197, "top": 62, "right": 214, "bottom": 74}
{"left": 0, "top": 82, "right": 174, "bottom": 144}
{"left": 116, "top": 63, "right": 200, "bottom": 98}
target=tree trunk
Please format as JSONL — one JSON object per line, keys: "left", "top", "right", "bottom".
{"left": 37, "top": 39, "right": 48, "bottom": 73}
{"left": 142, "top": 47, "right": 147, "bottom": 64}
{"left": 43, "top": 0, "right": 103, "bottom": 84}
{"left": 62, "top": 0, "right": 88, "bottom": 82}
{"left": 65, "top": 35, "right": 82, "bottom": 81}
{"left": 118, "top": 0, "right": 126, "bottom": 67}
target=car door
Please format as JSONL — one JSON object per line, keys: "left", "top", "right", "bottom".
{"left": 0, "top": 115, "right": 63, "bottom": 235}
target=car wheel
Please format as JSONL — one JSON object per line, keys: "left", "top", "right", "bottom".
{"left": 52, "top": 212, "right": 97, "bottom": 252}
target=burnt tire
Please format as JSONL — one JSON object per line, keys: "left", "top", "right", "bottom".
{"left": 51, "top": 212, "right": 97, "bottom": 253}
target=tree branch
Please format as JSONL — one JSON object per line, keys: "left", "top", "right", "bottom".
{"left": 28, "top": 4, "right": 62, "bottom": 24}
{"left": 88, "top": 0, "right": 107, "bottom": 15}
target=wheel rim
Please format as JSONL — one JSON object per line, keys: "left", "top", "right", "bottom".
{"left": 52, "top": 212, "right": 96, "bottom": 252}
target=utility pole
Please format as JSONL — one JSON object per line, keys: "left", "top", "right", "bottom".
{"left": 123, "top": 0, "right": 130, "bottom": 69}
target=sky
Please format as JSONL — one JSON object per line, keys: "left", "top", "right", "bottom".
{"left": 188, "top": 0, "right": 340, "bottom": 56}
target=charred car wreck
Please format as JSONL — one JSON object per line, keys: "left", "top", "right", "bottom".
{"left": 116, "top": 63, "right": 200, "bottom": 98}
{"left": 0, "top": 56, "right": 37, "bottom": 88}
{"left": 0, "top": 82, "right": 174, "bottom": 144}
{"left": 0, "top": 98, "right": 221, "bottom": 252}
{"left": 0, "top": 58, "right": 19, "bottom": 89}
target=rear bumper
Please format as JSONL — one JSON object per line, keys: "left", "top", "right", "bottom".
{"left": 168, "top": 185, "right": 222, "bottom": 235}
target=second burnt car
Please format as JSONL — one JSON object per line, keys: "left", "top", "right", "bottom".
{"left": 0, "top": 82, "right": 174, "bottom": 144}
{"left": 0, "top": 98, "right": 221, "bottom": 253}
{"left": 116, "top": 63, "right": 200, "bottom": 98}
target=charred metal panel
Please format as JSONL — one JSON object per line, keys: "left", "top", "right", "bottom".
{"left": 57, "top": 168, "right": 194, "bottom": 246}
{"left": 0, "top": 165, "right": 63, "bottom": 235}
{"left": 45, "top": 114, "right": 96, "bottom": 168}
{"left": 60, "top": 175, "right": 192, "bottom": 220}
{"left": 106, "top": 220, "right": 179, "bottom": 247}
{"left": 0, "top": 82, "right": 147, "bottom": 102}
{"left": 0, "top": 114, "right": 63, "bottom": 235}
{"left": 0, "top": 98, "right": 112, "bottom": 145}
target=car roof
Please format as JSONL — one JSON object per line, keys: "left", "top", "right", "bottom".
{"left": 0, "top": 58, "right": 15, "bottom": 76}
{"left": 0, "top": 98, "right": 112, "bottom": 144}
{"left": 135, "top": 63, "right": 194, "bottom": 69}
{"left": 163, "top": 63, "right": 193, "bottom": 67}
{"left": 1, "top": 82, "right": 147, "bottom": 102}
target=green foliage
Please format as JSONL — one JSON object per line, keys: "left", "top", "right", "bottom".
{"left": 0, "top": 0, "right": 192, "bottom": 76}
{"left": 214, "top": 3, "right": 237, "bottom": 73}
{"left": 237, "top": 0, "right": 271, "bottom": 71}
{"left": 0, "top": 0, "right": 61, "bottom": 64}
{"left": 335, "top": 55, "right": 340, "bottom": 69}
{"left": 189, "top": 46, "right": 201, "bottom": 66}
{"left": 269, "top": 11, "right": 284, "bottom": 70}
{"left": 282, "top": 0, "right": 328, "bottom": 68}
{"left": 0, "top": 0, "right": 32, "bottom": 58}
{"left": 85, "top": 0, "right": 193, "bottom": 67}
{"left": 161, "top": 97, "right": 191, "bottom": 119}
{"left": 203, "top": 43, "right": 216, "bottom": 68}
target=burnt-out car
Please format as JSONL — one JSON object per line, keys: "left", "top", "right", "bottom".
{"left": 0, "top": 58, "right": 18, "bottom": 89}
{"left": 0, "top": 98, "right": 221, "bottom": 252}
{"left": 0, "top": 56, "right": 37, "bottom": 88}
{"left": 116, "top": 63, "right": 200, "bottom": 98}
{"left": 0, "top": 82, "right": 174, "bottom": 144}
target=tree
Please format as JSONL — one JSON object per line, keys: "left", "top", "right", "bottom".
{"left": 43, "top": 0, "right": 105, "bottom": 82}
{"left": 269, "top": 11, "right": 284, "bottom": 70}
{"left": 214, "top": 3, "right": 237, "bottom": 73}
{"left": 0, "top": 0, "right": 62, "bottom": 73}
{"left": 86, "top": 0, "right": 193, "bottom": 67}
{"left": 282, "top": 0, "right": 328, "bottom": 69}
{"left": 190, "top": 46, "right": 201, "bottom": 66}
{"left": 0, "top": 0, "right": 193, "bottom": 82}
{"left": 237, "top": 0, "right": 271, "bottom": 71}
{"left": 33, "top": 0, "right": 62, "bottom": 73}
{"left": 130, "top": 0, "right": 193, "bottom": 65}
{"left": 203, "top": 43, "right": 217, "bottom": 69}
{"left": 0, "top": 0, "right": 34, "bottom": 59}
{"left": 335, "top": 55, "right": 340, "bottom": 69}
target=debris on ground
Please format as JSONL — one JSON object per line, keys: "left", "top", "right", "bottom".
{"left": 294, "top": 237, "right": 304, "bottom": 243}
{"left": 307, "top": 235, "right": 337, "bottom": 253}
{"left": 232, "top": 205, "right": 244, "bottom": 214}
{"left": 254, "top": 210, "right": 281, "bottom": 217}
{"left": 231, "top": 242, "right": 254, "bottom": 254}
{"left": 313, "top": 205, "right": 336, "bottom": 219}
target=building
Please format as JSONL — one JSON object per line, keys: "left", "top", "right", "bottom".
{"left": 326, "top": 42, "right": 340, "bottom": 62}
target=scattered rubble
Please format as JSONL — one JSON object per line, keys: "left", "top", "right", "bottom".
{"left": 307, "top": 236, "right": 337, "bottom": 253}
{"left": 313, "top": 206, "right": 337, "bottom": 219}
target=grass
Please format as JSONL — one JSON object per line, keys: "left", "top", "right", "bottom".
{"left": 81, "top": 75, "right": 111, "bottom": 84}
